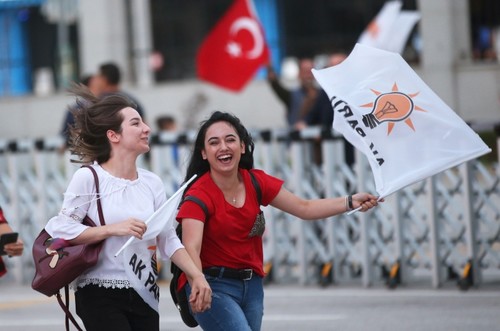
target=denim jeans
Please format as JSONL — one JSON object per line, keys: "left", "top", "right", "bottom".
{"left": 186, "top": 272, "right": 264, "bottom": 331}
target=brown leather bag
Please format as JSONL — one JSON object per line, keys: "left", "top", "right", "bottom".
{"left": 31, "top": 165, "right": 105, "bottom": 330}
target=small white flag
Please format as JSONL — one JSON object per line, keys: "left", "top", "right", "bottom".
{"left": 115, "top": 175, "right": 197, "bottom": 312}
{"left": 357, "top": 0, "right": 402, "bottom": 49}
{"left": 115, "top": 174, "right": 197, "bottom": 257}
{"left": 357, "top": 1, "right": 420, "bottom": 54}
{"left": 312, "top": 44, "right": 491, "bottom": 199}
{"left": 384, "top": 11, "right": 421, "bottom": 54}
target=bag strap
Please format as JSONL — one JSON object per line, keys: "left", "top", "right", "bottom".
{"left": 182, "top": 195, "right": 209, "bottom": 221}
{"left": 81, "top": 165, "right": 106, "bottom": 226}
{"left": 249, "top": 170, "right": 262, "bottom": 205}
{"left": 181, "top": 170, "right": 262, "bottom": 221}
{"left": 56, "top": 286, "right": 83, "bottom": 331}
{"left": 55, "top": 165, "right": 105, "bottom": 331}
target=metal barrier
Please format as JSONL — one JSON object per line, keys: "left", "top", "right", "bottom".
{"left": 0, "top": 128, "right": 498, "bottom": 290}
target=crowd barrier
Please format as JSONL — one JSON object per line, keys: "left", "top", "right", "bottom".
{"left": 0, "top": 127, "right": 499, "bottom": 290}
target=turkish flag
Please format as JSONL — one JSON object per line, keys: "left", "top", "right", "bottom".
{"left": 196, "top": 0, "right": 270, "bottom": 92}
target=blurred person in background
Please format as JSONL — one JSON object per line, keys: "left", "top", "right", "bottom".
{"left": 93, "top": 62, "right": 147, "bottom": 122}
{"left": 60, "top": 75, "right": 101, "bottom": 150}
{"left": 296, "top": 53, "right": 347, "bottom": 131}
{"left": 295, "top": 53, "right": 354, "bottom": 166}
{"left": 267, "top": 58, "right": 319, "bottom": 129}
{"left": 156, "top": 115, "right": 178, "bottom": 132}
{"left": 0, "top": 205, "right": 24, "bottom": 278}
{"left": 155, "top": 114, "right": 180, "bottom": 166}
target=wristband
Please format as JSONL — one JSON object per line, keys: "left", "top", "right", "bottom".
{"left": 348, "top": 195, "right": 353, "bottom": 210}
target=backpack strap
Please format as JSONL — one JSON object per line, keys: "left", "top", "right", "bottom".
{"left": 182, "top": 195, "right": 209, "bottom": 222}
{"left": 249, "top": 171, "right": 262, "bottom": 206}
{"left": 182, "top": 171, "right": 262, "bottom": 221}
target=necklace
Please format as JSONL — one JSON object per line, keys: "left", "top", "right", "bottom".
{"left": 231, "top": 197, "right": 237, "bottom": 204}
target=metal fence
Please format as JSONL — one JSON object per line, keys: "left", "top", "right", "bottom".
{"left": 1, "top": 128, "right": 499, "bottom": 290}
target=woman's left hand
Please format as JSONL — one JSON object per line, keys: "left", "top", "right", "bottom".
{"left": 351, "top": 193, "right": 383, "bottom": 212}
{"left": 188, "top": 274, "right": 212, "bottom": 313}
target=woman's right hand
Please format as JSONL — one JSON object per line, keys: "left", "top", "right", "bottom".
{"left": 106, "top": 218, "right": 147, "bottom": 239}
{"left": 351, "top": 193, "right": 382, "bottom": 212}
{"left": 189, "top": 273, "right": 212, "bottom": 313}
{"left": 170, "top": 247, "right": 212, "bottom": 313}
{"left": 69, "top": 218, "right": 147, "bottom": 245}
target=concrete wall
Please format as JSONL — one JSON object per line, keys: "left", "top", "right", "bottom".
{"left": 455, "top": 64, "right": 500, "bottom": 123}
{"left": 78, "top": 0, "right": 129, "bottom": 78}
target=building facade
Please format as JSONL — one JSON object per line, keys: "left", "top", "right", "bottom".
{"left": 0, "top": 0, "right": 499, "bottom": 139}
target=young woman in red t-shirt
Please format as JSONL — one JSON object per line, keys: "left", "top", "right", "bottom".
{"left": 177, "top": 111, "right": 380, "bottom": 331}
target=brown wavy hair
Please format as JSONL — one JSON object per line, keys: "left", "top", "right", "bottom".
{"left": 67, "top": 84, "right": 137, "bottom": 164}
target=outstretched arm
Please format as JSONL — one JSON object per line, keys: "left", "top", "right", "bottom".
{"left": 270, "top": 187, "right": 380, "bottom": 220}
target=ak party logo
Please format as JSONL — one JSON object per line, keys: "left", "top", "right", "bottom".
{"left": 361, "top": 83, "right": 427, "bottom": 135}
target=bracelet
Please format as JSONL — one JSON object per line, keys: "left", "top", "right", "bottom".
{"left": 344, "top": 195, "right": 353, "bottom": 212}
{"left": 348, "top": 195, "right": 354, "bottom": 210}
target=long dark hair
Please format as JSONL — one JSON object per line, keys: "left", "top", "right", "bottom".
{"left": 184, "top": 111, "right": 255, "bottom": 183}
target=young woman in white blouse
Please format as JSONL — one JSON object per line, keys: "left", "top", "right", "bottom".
{"left": 45, "top": 85, "right": 211, "bottom": 331}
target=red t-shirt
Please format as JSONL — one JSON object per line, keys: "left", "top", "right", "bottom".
{"left": 0, "top": 207, "right": 7, "bottom": 277}
{"left": 177, "top": 168, "right": 283, "bottom": 277}
{"left": 0, "top": 207, "right": 7, "bottom": 224}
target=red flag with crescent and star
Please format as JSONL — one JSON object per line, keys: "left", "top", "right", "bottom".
{"left": 196, "top": 0, "right": 270, "bottom": 92}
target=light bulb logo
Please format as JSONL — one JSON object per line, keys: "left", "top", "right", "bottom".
{"left": 361, "top": 82, "right": 427, "bottom": 135}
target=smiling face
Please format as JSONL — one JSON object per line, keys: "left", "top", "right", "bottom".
{"left": 201, "top": 121, "right": 245, "bottom": 175}
{"left": 110, "top": 107, "right": 151, "bottom": 155}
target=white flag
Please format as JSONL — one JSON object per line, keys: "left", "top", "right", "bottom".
{"left": 357, "top": 1, "right": 402, "bottom": 49}
{"left": 115, "top": 174, "right": 197, "bottom": 257}
{"left": 384, "top": 11, "right": 420, "bottom": 54}
{"left": 312, "top": 44, "right": 491, "bottom": 199}
{"left": 116, "top": 175, "right": 197, "bottom": 312}
{"left": 357, "top": 1, "right": 420, "bottom": 55}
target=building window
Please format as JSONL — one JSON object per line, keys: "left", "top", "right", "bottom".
{"left": 470, "top": 0, "right": 500, "bottom": 61}
{"left": 150, "top": 0, "right": 232, "bottom": 81}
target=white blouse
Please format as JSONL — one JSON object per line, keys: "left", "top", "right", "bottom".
{"left": 45, "top": 163, "right": 183, "bottom": 289}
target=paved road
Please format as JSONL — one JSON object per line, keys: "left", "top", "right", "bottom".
{"left": 1, "top": 280, "right": 499, "bottom": 331}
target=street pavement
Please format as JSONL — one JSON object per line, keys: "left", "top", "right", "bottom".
{"left": 1, "top": 279, "right": 499, "bottom": 331}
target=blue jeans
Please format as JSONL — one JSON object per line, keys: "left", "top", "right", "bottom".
{"left": 186, "top": 272, "right": 264, "bottom": 331}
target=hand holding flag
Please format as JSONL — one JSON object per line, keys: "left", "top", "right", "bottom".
{"left": 115, "top": 175, "right": 197, "bottom": 257}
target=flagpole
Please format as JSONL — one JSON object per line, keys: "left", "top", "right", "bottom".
{"left": 114, "top": 174, "right": 197, "bottom": 257}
